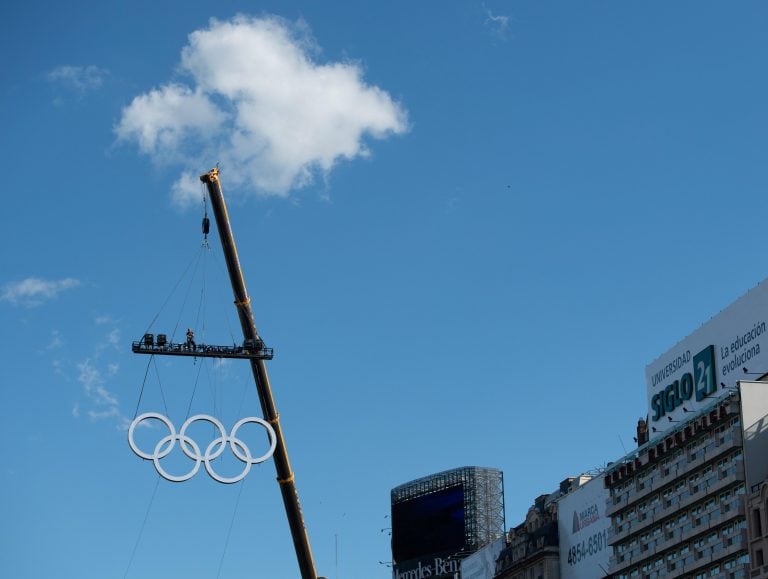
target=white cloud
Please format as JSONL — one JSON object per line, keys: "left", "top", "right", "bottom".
{"left": 47, "top": 330, "right": 64, "bottom": 350}
{"left": 62, "top": 321, "right": 128, "bottom": 429}
{"left": 88, "top": 407, "right": 120, "bottom": 420}
{"left": 76, "top": 359, "right": 127, "bottom": 428}
{"left": 47, "top": 65, "right": 108, "bottom": 93}
{"left": 87, "top": 408, "right": 131, "bottom": 431}
{"left": 171, "top": 171, "right": 206, "bottom": 206}
{"left": 483, "top": 5, "right": 510, "bottom": 39}
{"left": 1, "top": 277, "right": 80, "bottom": 307}
{"left": 78, "top": 360, "right": 118, "bottom": 407}
{"left": 107, "top": 328, "right": 121, "bottom": 346}
{"left": 116, "top": 84, "right": 225, "bottom": 161}
{"left": 94, "top": 326, "right": 122, "bottom": 357}
{"left": 116, "top": 15, "right": 408, "bottom": 203}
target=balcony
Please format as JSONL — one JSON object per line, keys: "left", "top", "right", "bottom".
{"left": 664, "top": 533, "right": 747, "bottom": 579}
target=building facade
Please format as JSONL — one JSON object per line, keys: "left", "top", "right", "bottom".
{"left": 747, "top": 479, "right": 768, "bottom": 577}
{"left": 495, "top": 494, "right": 561, "bottom": 579}
{"left": 604, "top": 392, "right": 749, "bottom": 578}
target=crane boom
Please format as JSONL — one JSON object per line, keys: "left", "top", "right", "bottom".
{"left": 200, "top": 168, "right": 319, "bottom": 579}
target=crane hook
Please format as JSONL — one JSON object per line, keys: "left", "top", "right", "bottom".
{"left": 202, "top": 187, "right": 211, "bottom": 245}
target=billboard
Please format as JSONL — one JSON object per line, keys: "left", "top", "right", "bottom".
{"left": 392, "top": 485, "right": 466, "bottom": 565}
{"left": 740, "top": 381, "right": 768, "bottom": 489}
{"left": 646, "top": 280, "right": 768, "bottom": 439}
{"left": 391, "top": 466, "right": 504, "bottom": 579}
{"left": 460, "top": 538, "right": 504, "bottom": 579}
{"left": 557, "top": 477, "right": 610, "bottom": 579}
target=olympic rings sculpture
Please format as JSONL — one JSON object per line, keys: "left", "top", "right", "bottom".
{"left": 128, "top": 412, "right": 277, "bottom": 484}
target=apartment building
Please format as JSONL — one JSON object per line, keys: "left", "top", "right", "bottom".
{"left": 604, "top": 392, "right": 749, "bottom": 578}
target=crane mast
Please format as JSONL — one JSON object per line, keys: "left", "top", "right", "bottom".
{"left": 200, "top": 168, "right": 319, "bottom": 579}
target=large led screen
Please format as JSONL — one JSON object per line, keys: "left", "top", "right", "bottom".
{"left": 392, "top": 485, "right": 465, "bottom": 563}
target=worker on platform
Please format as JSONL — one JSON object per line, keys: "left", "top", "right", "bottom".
{"left": 186, "top": 328, "right": 196, "bottom": 351}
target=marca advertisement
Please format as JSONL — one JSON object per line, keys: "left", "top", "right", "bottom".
{"left": 645, "top": 280, "right": 768, "bottom": 439}
{"left": 557, "top": 478, "right": 610, "bottom": 579}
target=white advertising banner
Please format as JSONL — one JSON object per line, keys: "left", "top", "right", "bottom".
{"left": 739, "top": 381, "right": 768, "bottom": 489}
{"left": 558, "top": 478, "right": 610, "bottom": 579}
{"left": 645, "top": 280, "right": 768, "bottom": 440}
{"left": 460, "top": 538, "right": 504, "bottom": 579}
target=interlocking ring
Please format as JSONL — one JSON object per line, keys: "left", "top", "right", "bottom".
{"left": 128, "top": 412, "right": 277, "bottom": 484}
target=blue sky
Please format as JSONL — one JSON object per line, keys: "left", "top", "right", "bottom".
{"left": 1, "top": 1, "right": 767, "bottom": 578}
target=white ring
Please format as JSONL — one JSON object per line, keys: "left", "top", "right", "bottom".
{"left": 128, "top": 412, "right": 176, "bottom": 460}
{"left": 153, "top": 434, "right": 202, "bottom": 483}
{"left": 230, "top": 417, "right": 277, "bottom": 464}
{"left": 179, "top": 414, "right": 227, "bottom": 461}
{"left": 204, "top": 437, "right": 253, "bottom": 484}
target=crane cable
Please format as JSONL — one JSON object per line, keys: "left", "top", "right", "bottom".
{"left": 169, "top": 249, "right": 204, "bottom": 344}
{"left": 216, "top": 479, "right": 246, "bottom": 578}
{"left": 194, "top": 239, "right": 208, "bottom": 348}
{"left": 132, "top": 355, "right": 154, "bottom": 420}
{"left": 140, "top": 246, "right": 203, "bottom": 340}
{"left": 184, "top": 355, "right": 207, "bottom": 420}
{"left": 208, "top": 246, "right": 239, "bottom": 347}
{"left": 200, "top": 185, "right": 239, "bottom": 347}
{"left": 135, "top": 192, "right": 214, "bottom": 421}
{"left": 124, "top": 357, "right": 168, "bottom": 579}
{"left": 197, "top": 185, "right": 211, "bottom": 346}
{"left": 122, "top": 475, "right": 161, "bottom": 579}
{"left": 202, "top": 186, "right": 211, "bottom": 247}
{"left": 125, "top": 190, "right": 237, "bottom": 578}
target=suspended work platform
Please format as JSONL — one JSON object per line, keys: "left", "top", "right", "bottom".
{"left": 132, "top": 334, "right": 274, "bottom": 360}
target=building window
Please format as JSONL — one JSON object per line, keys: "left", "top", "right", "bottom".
{"left": 753, "top": 508, "right": 763, "bottom": 536}
{"left": 756, "top": 549, "right": 764, "bottom": 567}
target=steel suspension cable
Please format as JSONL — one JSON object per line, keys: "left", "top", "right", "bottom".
{"left": 204, "top": 357, "right": 219, "bottom": 419}
{"left": 170, "top": 247, "right": 204, "bottom": 343}
{"left": 141, "top": 246, "right": 204, "bottom": 339}
{"left": 133, "top": 355, "right": 154, "bottom": 420}
{"left": 122, "top": 475, "right": 161, "bottom": 579}
{"left": 194, "top": 244, "right": 208, "bottom": 345}
{"left": 208, "top": 249, "right": 239, "bottom": 346}
{"left": 150, "top": 357, "right": 170, "bottom": 417}
{"left": 216, "top": 479, "right": 247, "bottom": 579}
{"left": 184, "top": 356, "right": 207, "bottom": 420}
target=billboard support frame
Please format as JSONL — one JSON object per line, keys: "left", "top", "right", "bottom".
{"left": 391, "top": 466, "right": 505, "bottom": 567}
